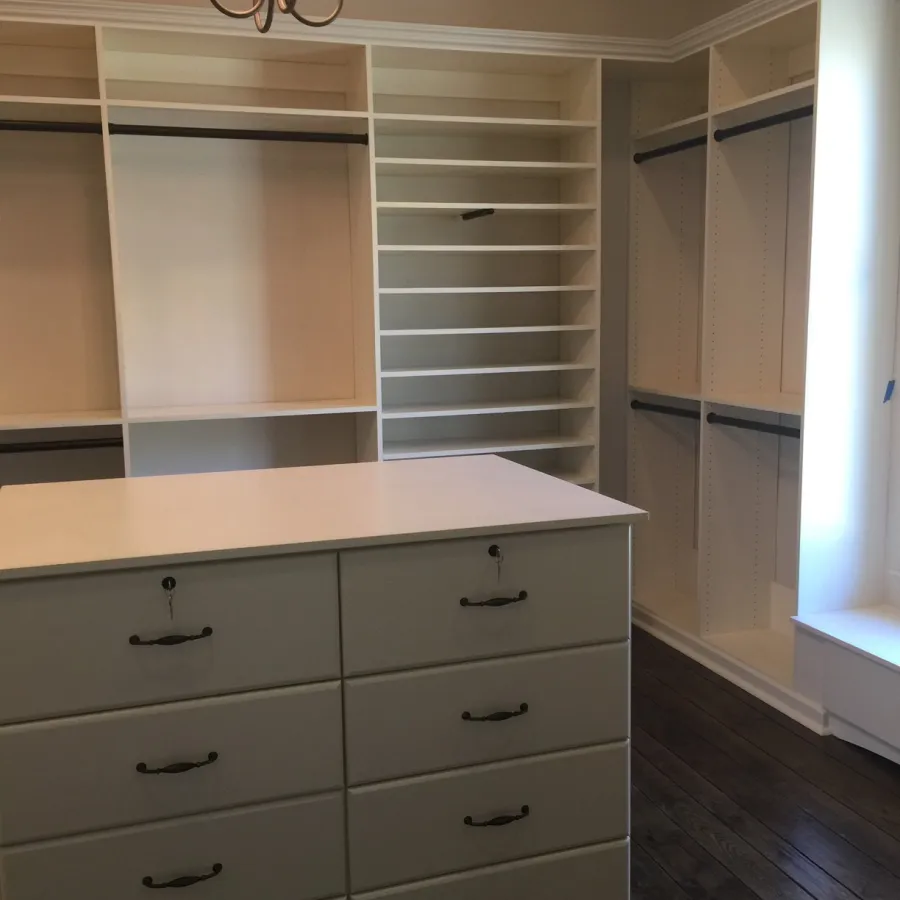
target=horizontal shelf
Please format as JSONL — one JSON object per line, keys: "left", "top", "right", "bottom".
{"left": 706, "top": 628, "right": 795, "bottom": 686}
{"left": 630, "top": 384, "right": 704, "bottom": 404}
{"left": 795, "top": 605, "right": 900, "bottom": 672}
{"left": 374, "top": 113, "right": 598, "bottom": 138}
{"left": 0, "top": 95, "right": 102, "bottom": 124}
{"left": 107, "top": 101, "right": 369, "bottom": 135}
{"left": 382, "top": 362, "right": 595, "bottom": 378}
{"left": 633, "top": 112, "right": 709, "bottom": 150}
{"left": 376, "top": 202, "right": 595, "bottom": 217}
{"left": 376, "top": 158, "right": 595, "bottom": 176}
{"left": 0, "top": 410, "right": 122, "bottom": 431}
{"left": 383, "top": 435, "right": 595, "bottom": 460}
{"left": 379, "top": 285, "right": 596, "bottom": 296}
{"left": 379, "top": 245, "right": 596, "bottom": 254}
{"left": 713, "top": 79, "right": 815, "bottom": 133}
{"left": 382, "top": 398, "right": 595, "bottom": 419}
{"left": 127, "top": 400, "right": 377, "bottom": 424}
{"left": 706, "top": 392, "right": 803, "bottom": 417}
{"left": 381, "top": 325, "right": 595, "bottom": 336}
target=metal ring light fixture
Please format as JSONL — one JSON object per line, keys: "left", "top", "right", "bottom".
{"left": 208, "top": 0, "right": 344, "bottom": 33}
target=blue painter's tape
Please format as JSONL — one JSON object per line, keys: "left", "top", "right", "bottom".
{"left": 885, "top": 380, "right": 896, "bottom": 403}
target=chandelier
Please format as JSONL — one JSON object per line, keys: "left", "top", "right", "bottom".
{"left": 209, "top": 0, "right": 344, "bottom": 33}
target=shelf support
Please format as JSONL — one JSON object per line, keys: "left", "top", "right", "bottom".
{"left": 707, "top": 412, "right": 800, "bottom": 439}
{"left": 713, "top": 104, "right": 814, "bottom": 143}
{"left": 633, "top": 134, "right": 708, "bottom": 165}
{"left": 630, "top": 399, "right": 701, "bottom": 421}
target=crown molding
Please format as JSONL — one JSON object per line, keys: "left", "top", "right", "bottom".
{"left": 0, "top": 0, "right": 809, "bottom": 62}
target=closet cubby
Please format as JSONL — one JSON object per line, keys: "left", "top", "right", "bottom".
{"left": 700, "top": 404, "right": 801, "bottom": 685}
{"left": 629, "top": 396, "right": 701, "bottom": 634}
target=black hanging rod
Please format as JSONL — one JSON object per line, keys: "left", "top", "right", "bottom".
{"left": 0, "top": 119, "right": 369, "bottom": 145}
{"left": 633, "top": 134, "right": 708, "bottom": 165}
{"left": 0, "top": 438, "right": 124, "bottom": 455}
{"left": 714, "top": 104, "right": 814, "bottom": 143}
{"left": 707, "top": 412, "right": 800, "bottom": 439}
{"left": 631, "top": 399, "right": 701, "bottom": 421}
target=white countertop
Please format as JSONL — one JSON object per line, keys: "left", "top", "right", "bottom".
{"left": 0, "top": 456, "right": 645, "bottom": 579}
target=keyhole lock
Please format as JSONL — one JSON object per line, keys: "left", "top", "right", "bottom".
{"left": 161, "top": 577, "right": 177, "bottom": 593}
{"left": 488, "top": 545, "right": 501, "bottom": 559}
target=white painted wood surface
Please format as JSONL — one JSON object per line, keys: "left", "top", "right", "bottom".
{"left": 345, "top": 644, "right": 627, "bottom": 783}
{"left": 0, "top": 682, "right": 343, "bottom": 843}
{"left": 0, "top": 456, "right": 643, "bottom": 578}
{"left": 0, "top": 794, "right": 346, "bottom": 900}
{"left": 347, "top": 744, "right": 627, "bottom": 892}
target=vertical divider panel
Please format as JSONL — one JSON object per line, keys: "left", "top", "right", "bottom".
{"left": 94, "top": 25, "right": 132, "bottom": 475}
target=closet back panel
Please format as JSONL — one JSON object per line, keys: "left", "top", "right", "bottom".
{"left": 0, "top": 22, "right": 99, "bottom": 99}
{"left": 111, "top": 135, "right": 358, "bottom": 411}
{"left": 129, "top": 416, "right": 359, "bottom": 477}
{"left": 629, "top": 146, "right": 705, "bottom": 393}
{"left": 630, "top": 406, "right": 700, "bottom": 633}
{"left": 0, "top": 132, "right": 120, "bottom": 417}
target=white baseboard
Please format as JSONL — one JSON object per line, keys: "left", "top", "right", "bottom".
{"left": 830, "top": 717, "right": 900, "bottom": 765}
{"left": 633, "top": 605, "right": 828, "bottom": 735}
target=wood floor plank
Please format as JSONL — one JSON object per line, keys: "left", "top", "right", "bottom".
{"left": 633, "top": 626, "right": 900, "bottom": 793}
{"left": 633, "top": 750, "right": 818, "bottom": 900}
{"left": 633, "top": 677, "right": 900, "bottom": 899}
{"left": 632, "top": 786, "right": 761, "bottom": 899}
{"left": 632, "top": 843, "right": 694, "bottom": 900}
{"left": 634, "top": 726, "right": 861, "bottom": 900}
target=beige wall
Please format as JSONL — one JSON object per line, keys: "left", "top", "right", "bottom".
{"left": 125, "top": 0, "right": 750, "bottom": 40}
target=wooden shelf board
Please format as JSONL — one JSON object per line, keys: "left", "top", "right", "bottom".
{"left": 383, "top": 398, "right": 595, "bottom": 419}
{"left": 706, "top": 628, "right": 795, "bottom": 686}
{"left": 376, "top": 202, "right": 595, "bottom": 217}
{"left": 706, "top": 392, "right": 804, "bottom": 416}
{"left": 382, "top": 362, "right": 595, "bottom": 378}
{"left": 379, "top": 244, "right": 596, "bottom": 254}
{"left": 630, "top": 384, "right": 704, "bottom": 404}
{"left": 795, "top": 605, "right": 900, "bottom": 672}
{"left": 383, "top": 435, "right": 595, "bottom": 460}
{"left": 633, "top": 112, "right": 709, "bottom": 150}
{"left": 0, "top": 95, "right": 102, "bottom": 124}
{"left": 127, "top": 400, "right": 377, "bottom": 424}
{"left": 374, "top": 113, "right": 598, "bottom": 138}
{"left": 381, "top": 325, "right": 595, "bottom": 336}
{"left": 375, "top": 157, "right": 595, "bottom": 176}
{"left": 713, "top": 79, "right": 815, "bottom": 132}
{"left": 0, "top": 411, "right": 122, "bottom": 431}
{"left": 107, "top": 101, "right": 370, "bottom": 135}
{"left": 380, "top": 285, "right": 596, "bottom": 296}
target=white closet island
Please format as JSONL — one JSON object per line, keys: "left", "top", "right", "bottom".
{"left": 0, "top": 455, "right": 644, "bottom": 900}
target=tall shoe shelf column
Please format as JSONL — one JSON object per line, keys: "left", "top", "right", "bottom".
{"left": 626, "top": 4, "right": 818, "bottom": 698}
{"left": 0, "top": 23, "right": 125, "bottom": 485}
{"left": 371, "top": 49, "right": 602, "bottom": 487}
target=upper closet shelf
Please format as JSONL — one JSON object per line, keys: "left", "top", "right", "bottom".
{"left": 382, "top": 398, "right": 595, "bottom": 419}
{"left": 376, "top": 202, "right": 596, "bottom": 216}
{"left": 383, "top": 435, "right": 595, "bottom": 461}
{"left": 706, "top": 392, "right": 804, "bottom": 417}
{"left": 375, "top": 158, "right": 595, "bottom": 176}
{"left": 383, "top": 362, "right": 595, "bottom": 378}
{"left": 633, "top": 112, "right": 709, "bottom": 153}
{"left": 379, "top": 285, "right": 596, "bottom": 296}
{"left": 107, "top": 101, "right": 370, "bottom": 136}
{"left": 0, "top": 96, "right": 101, "bottom": 124}
{"left": 381, "top": 325, "right": 595, "bottom": 336}
{"left": 374, "top": 114, "right": 597, "bottom": 138}
{"left": 127, "top": 400, "right": 377, "bottom": 424}
{"left": 0, "top": 410, "right": 122, "bottom": 431}
{"left": 713, "top": 79, "right": 815, "bottom": 135}
{"left": 379, "top": 244, "right": 595, "bottom": 254}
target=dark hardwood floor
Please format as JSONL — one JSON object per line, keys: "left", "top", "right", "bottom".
{"left": 632, "top": 628, "right": 900, "bottom": 900}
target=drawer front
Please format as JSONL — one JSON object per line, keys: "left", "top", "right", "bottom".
{"left": 340, "top": 527, "right": 628, "bottom": 675}
{"left": 348, "top": 744, "right": 627, "bottom": 892}
{"left": 346, "top": 645, "right": 628, "bottom": 784}
{"left": 0, "top": 553, "right": 339, "bottom": 723}
{"left": 354, "top": 842, "right": 628, "bottom": 900}
{"left": 0, "top": 794, "right": 345, "bottom": 900}
{"left": 0, "top": 682, "right": 343, "bottom": 844}
{"left": 824, "top": 643, "right": 900, "bottom": 749}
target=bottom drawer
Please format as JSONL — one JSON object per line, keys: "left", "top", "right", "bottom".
{"left": 824, "top": 642, "right": 900, "bottom": 750}
{"left": 1, "top": 794, "right": 345, "bottom": 900}
{"left": 348, "top": 744, "right": 627, "bottom": 892}
{"left": 354, "top": 842, "right": 628, "bottom": 900}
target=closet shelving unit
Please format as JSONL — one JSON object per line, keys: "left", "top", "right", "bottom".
{"left": 372, "top": 48, "right": 601, "bottom": 487}
{"left": 625, "top": 4, "right": 817, "bottom": 696}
